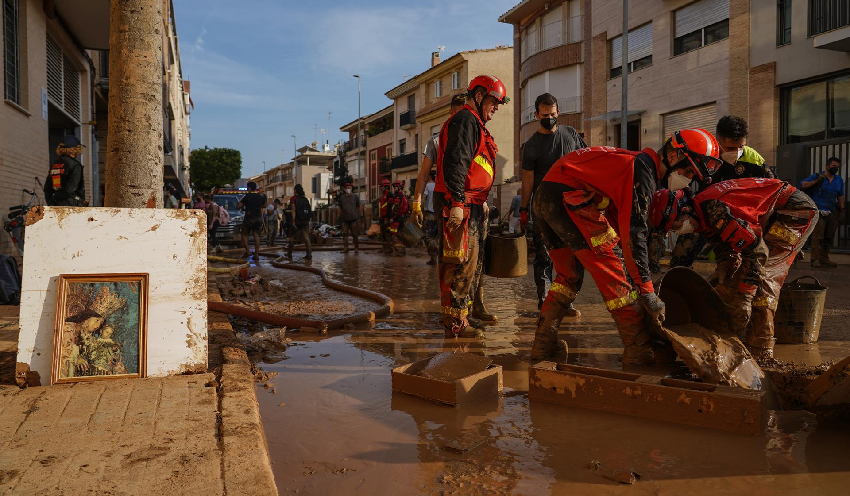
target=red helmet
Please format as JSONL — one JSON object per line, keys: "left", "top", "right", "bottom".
{"left": 381, "top": 179, "right": 391, "bottom": 187}
{"left": 467, "top": 75, "right": 509, "bottom": 105}
{"left": 667, "top": 129, "right": 722, "bottom": 182}
{"left": 649, "top": 188, "right": 691, "bottom": 232}
{"left": 392, "top": 180, "right": 403, "bottom": 188}
{"left": 344, "top": 183, "right": 352, "bottom": 188}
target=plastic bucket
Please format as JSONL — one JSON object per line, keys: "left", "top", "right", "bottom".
{"left": 774, "top": 276, "right": 828, "bottom": 344}
{"left": 398, "top": 220, "right": 424, "bottom": 248}
{"left": 484, "top": 233, "right": 528, "bottom": 278}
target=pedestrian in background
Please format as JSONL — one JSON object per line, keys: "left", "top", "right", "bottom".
{"left": 507, "top": 188, "right": 522, "bottom": 233}
{"left": 193, "top": 192, "right": 207, "bottom": 210}
{"left": 520, "top": 93, "right": 586, "bottom": 312}
{"left": 238, "top": 181, "right": 267, "bottom": 261}
{"left": 205, "top": 193, "right": 224, "bottom": 255}
{"left": 801, "top": 157, "right": 845, "bottom": 268}
{"left": 164, "top": 185, "right": 179, "bottom": 209}
{"left": 338, "top": 183, "right": 360, "bottom": 253}
{"left": 287, "top": 184, "right": 313, "bottom": 260}
{"left": 44, "top": 135, "right": 86, "bottom": 206}
{"left": 267, "top": 199, "right": 281, "bottom": 247}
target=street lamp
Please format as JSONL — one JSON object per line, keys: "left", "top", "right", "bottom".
{"left": 353, "top": 74, "right": 361, "bottom": 203}
{"left": 291, "top": 135, "right": 297, "bottom": 191}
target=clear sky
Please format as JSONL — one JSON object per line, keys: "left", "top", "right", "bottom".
{"left": 173, "top": 0, "right": 518, "bottom": 179}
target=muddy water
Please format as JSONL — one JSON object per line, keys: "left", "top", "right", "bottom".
{"left": 251, "top": 251, "right": 850, "bottom": 495}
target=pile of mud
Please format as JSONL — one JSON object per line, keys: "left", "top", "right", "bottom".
{"left": 763, "top": 360, "right": 832, "bottom": 411}
{"left": 218, "top": 272, "right": 358, "bottom": 317}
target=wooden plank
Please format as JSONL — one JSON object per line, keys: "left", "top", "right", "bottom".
{"left": 392, "top": 359, "right": 503, "bottom": 407}
{"left": 528, "top": 362, "right": 765, "bottom": 436}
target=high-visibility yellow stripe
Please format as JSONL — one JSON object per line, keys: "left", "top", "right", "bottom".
{"left": 596, "top": 197, "right": 610, "bottom": 210}
{"left": 549, "top": 283, "right": 577, "bottom": 299}
{"left": 752, "top": 296, "right": 775, "bottom": 308}
{"left": 605, "top": 290, "right": 638, "bottom": 311}
{"left": 443, "top": 249, "right": 465, "bottom": 258}
{"left": 768, "top": 225, "right": 799, "bottom": 245}
{"left": 474, "top": 155, "right": 494, "bottom": 178}
{"left": 441, "top": 306, "right": 469, "bottom": 318}
{"left": 591, "top": 227, "right": 617, "bottom": 247}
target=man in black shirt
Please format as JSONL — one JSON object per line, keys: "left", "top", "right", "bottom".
{"left": 520, "top": 93, "right": 587, "bottom": 312}
{"left": 238, "top": 181, "right": 267, "bottom": 260}
{"left": 44, "top": 135, "right": 86, "bottom": 206}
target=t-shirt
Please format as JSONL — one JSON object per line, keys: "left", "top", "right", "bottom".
{"left": 510, "top": 195, "right": 522, "bottom": 218}
{"left": 164, "top": 194, "right": 178, "bottom": 209}
{"left": 522, "top": 125, "right": 587, "bottom": 192}
{"left": 241, "top": 192, "right": 267, "bottom": 218}
{"left": 422, "top": 181, "right": 435, "bottom": 212}
{"left": 423, "top": 135, "right": 439, "bottom": 164}
{"left": 801, "top": 173, "right": 844, "bottom": 212}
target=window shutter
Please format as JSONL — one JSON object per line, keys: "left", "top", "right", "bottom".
{"left": 662, "top": 104, "right": 717, "bottom": 141}
{"left": 63, "top": 54, "right": 81, "bottom": 120}
{"left": 610, "top": 23, "right": 652, "bottom": 68}
{"left": 46, "top": 36, "right": 63, "bottom": 104}
{"left": 45, "top": 35, "right": 81, "bottom": 122}
{"left": 675, "top": 0, "right": 729, "bottom": 38}
{"left": 611, "top": 35, "right": 622, "bottom": 69}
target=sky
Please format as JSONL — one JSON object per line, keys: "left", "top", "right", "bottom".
{"left": 173, "top": 0, "right": 518, "bottom": 179}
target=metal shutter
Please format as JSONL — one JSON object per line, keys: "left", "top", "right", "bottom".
{"left": 46, "top": 35, "right": 81, "bottom": 122}
{"left": 610, "top": 23, "right": 653, "bottom": 68}
{"left": 46, "top": 36, "right": 63, "bottom": 104}
{"left": 675, "top": 0, "right": 729, "bottom": 38}
{"left": 662, "top": 103, "right": 717, "bottom": 141}
{"left": 63, "top": 54, "right": 80, "bottom": 120}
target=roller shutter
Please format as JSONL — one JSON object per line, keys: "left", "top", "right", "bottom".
{"left": 662, "top": 104, "right": 717, "bottom": 141}
{"left": 675, "top": 0, "right": 729, "bottom": 37}
{"left": 611, "top": 23, "right": 653, "bottom": 69}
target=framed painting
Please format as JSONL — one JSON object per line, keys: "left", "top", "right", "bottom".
{"left": 52, "top": 274, "right": 149, "bottom": 384}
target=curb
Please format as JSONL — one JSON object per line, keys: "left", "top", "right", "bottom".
{"left": 208, "top": 284, "right": 278, "bottom": 496}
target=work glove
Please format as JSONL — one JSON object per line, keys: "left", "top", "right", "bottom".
{"left": 639, "top": 292, "right": 665, "bottom": 324}
{"left": 446, "top": 206, "right": 464, "bottom": 231}
{"left": 707, "top": 265, "right": 731, "bottom": 287}
{"left": 411, "top": 201, "right": 423, "bottom": 229}
{"left": 520, "top": 211, "right": 529, "bottom": 232}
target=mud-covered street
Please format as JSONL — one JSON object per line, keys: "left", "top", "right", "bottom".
{"left": 219, "top": 248, "right": 850, "bottom": 496}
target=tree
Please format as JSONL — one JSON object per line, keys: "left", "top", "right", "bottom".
{"left": 189, "top": 146, "right": 242, "bottom": 192}
{"left": 334, "top": 149, "right": 353, "bottom": 188}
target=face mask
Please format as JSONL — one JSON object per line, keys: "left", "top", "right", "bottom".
{"left": 540, "top": 117, "right": 557, "bottom": 130}
{"left": 667, "top": 171, "right": 691, "bottom": 192}
{"left": 675, "top": 218, "right": 694, "bottom": 235}
{"left": 721, "top": 149, "right": 744, "bottom": 165}
{"left": 345, "top": 188, "right": 352, "bottom": 194}
{"left": 828, "top": 167, "right": 840, "bottom": 175}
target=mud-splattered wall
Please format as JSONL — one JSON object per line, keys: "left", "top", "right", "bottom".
{"left": 16, "top": 207, "right": 208, "bottom": 385}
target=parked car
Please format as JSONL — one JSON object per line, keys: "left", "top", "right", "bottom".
{"left": 212, "top": 190, "right": 246, "bottom": 243}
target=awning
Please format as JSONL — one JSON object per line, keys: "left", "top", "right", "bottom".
{"left": 53, "top": 0, "right": 111, "bottom": 50}
{"left": 589, "top": 110, "right": 645, "bottom": 122}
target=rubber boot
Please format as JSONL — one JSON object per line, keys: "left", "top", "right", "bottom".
{"left": 612, "top": 306, "right": 655, "bottom": 366}
{"left": 343, "top": 234, "right": 349, "bottom": 253}
{"left": 530, "top": 305, "right": 569, "bottom": 360}
{"left": 470, "top": 284, "right": 497, "bottom": 322}
{"left": 442, "top": 316, "right": 484, "bottom": 339}
{"left": 427, "top": 254, "right": 437, "bottom": 265}
{"left": 821, "top": 245, "right": 838, "bottom": 267}
{"left": 746, "top": 306, "right": 776, "bottom": 364}
{"left": 353, "top": 234, "right": 360, "bottom": 252}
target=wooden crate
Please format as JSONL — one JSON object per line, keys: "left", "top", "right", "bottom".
{"left": 392, "top": 359, "right": 503, "bottom": 407}
{"left": 529, "top": 362, "right": 765, "bottom": 435}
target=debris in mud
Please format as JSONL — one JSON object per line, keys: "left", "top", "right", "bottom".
{"left": 279, "top": 403, "right": 286, "bottom": 407}
{"left": 763, "top": 359, "right": 832, "bottom": 410}
{"left": 609, "top": 470, "right": 641, "bottom": 484}
{"left": 238, "top": 327, "right": 288, "bottom": 353}
{"left": 250, "top": 363, "right": 278, "bottom": 384}
{"left": 415, "top": 352, "right": 493, "bottom": 383}
{"left": 443, "top": 432, "right": 486, "bottom": 454}
{"left": 319, "top": 354, "right": 330, "bottom": 358}
{"left": 589, "top": 460, "right": 601, "bottom": 470}
{"left": 806, "top": 356, "right": 850, "bottom": 416}
{"left": 298, "top": 326, "right": 329, "bottom": 334}
{"left": 392, "top": 354, "right": 503, "bottom": 406}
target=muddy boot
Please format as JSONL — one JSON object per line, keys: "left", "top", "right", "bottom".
{"left": 621, "top": 342, "right": 657, "bottom": 367}
{"left": 443, "top": 317, "right": 484, "bottom": 339}
{"left": 470, "top": 284, "right": 497, "bottom": 322}
{"left": 563, "top": 302, "right": 581, "bottom": 318}
{"left": 748, "top": 346, "right": 774, "bottom": 363}
{"left": 427, "top": 254, "right": 437, "bottom": 265}
{"left": 811, "top": 260, "right": 823, "bottom": 268}
{"left": 215, "top": 245, "right": 223, "bottom": 255}
{"left": 821, "top": 258, "right": 838, "bottom": 268}
{"left": 456, "top": 326, "right": 485, "bottom": 339}
{"left": 343, "top": 234, "right": 349, "bottom": 253}
{"left": 530, "top": 310, "right": 569, "bottom": 360}
{"left": 613, "top": 307, "right": 656, "bottom": 367}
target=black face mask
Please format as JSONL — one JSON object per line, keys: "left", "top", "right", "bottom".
{"left": 540, "top": 117, "right": 557, "bottom": 130}
{"left": 828, "top": 167, "right": 840, "bottom": 175}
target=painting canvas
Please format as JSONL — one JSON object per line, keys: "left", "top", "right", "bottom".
{"left": 52, "top": 274, "right": 148, "bottom": 384}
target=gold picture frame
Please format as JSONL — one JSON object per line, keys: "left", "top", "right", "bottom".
{"left": 52, "top": 273, "right": 149, "bottom": 385}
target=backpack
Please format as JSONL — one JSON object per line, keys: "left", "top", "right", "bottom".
{"left": 294, "top": 196, "right": 312, "bottom": 223}
{"left": 217, "top": 204, "right": 230, "bottom": 226}
{"left": 0, "top": 254, "right": 22, "bottom": 305}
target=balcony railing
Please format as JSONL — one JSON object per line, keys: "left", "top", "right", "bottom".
{"left": 391, "top": 152, "right": 418, "bottom": 170}
{"left": 808, "top": 0, "right": 850, "bottom": 36}
{"left": 281, "top": 172, "right": 293, "bottom": 182}
{"left": 400, "top": 109, "right": 416, "bottom": 128}
{"left": 522, "top": 15, "right": 583, "bottom": 62}
{"left": 521, "top": 95, "right": 583, "bottom": 126}
{"left": 344, "top": 136, "right": 367, "bottom": 152}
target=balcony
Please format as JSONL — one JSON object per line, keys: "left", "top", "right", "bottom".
{"left": 521, "top": 15, "right": 583, "bottom": 62}
{"left": 344, "top": 136, "right": 367, "bottom": 152}
{"left": 399, "top": 109, "right": 416, "bottom": 129}
{"left": 809, "top": 0, "right": 850, "bottom": 38}
{"left": 379, "top": 157, "right": 392, "bottom": 174}
{"left": 391, "top": 152, "right": 418, "bottom": 170}
{"left": 521, "top": 95, "right": 583, "bottom": 126}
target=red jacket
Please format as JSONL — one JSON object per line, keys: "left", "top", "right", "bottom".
{"left": 379, "top": 190, "right": 391, "bottom": 219}
{"left": 543, "top": 146, "right": 663, "bottom": 294}
{"left": 435, "top": 104, "right": 498, "bottom": 205}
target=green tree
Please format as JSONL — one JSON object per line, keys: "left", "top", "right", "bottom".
{"left": 189, "top": 146, "right": 242, "bottom": 192}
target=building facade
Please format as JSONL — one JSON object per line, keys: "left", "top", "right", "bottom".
{"left": 364, "top": 105, "right": 393, "bottom": 202}
{"left": 339, "top": 116, "right": 368, "bottom": 202}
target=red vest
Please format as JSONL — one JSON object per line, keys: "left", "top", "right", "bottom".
{"left": 694, "top": 178, "right": 795, "bottom": 236}
{"left": 434, "top": 105, "right": 498, "bottom": 205}
{"left": 379, "top": 190, "right": 391, "bottom": 219}
{"left": 543, "top": 146, "right": 662, "bottom": 285}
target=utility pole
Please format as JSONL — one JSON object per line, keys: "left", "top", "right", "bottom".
{"left": 354, "top": 75, "right": 362, "bottom": 203}
{"left": 621, "top": 0, "right": 629, "bottom": 150}
{"left": 291, "top": 135, "right": 297, "bottom": 189}
{"left": 104, "top": 0, "right": 163, "bottom": 207}
{"left": 327, "top": 111, "right": 332, "bottom": 147}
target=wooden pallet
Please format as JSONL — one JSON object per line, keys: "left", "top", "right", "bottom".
{"left": 529, "top": 362, "right": 765, "bottom": 435}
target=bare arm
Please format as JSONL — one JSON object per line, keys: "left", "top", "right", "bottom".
{"left": 839, "top": 195, "right": 845, "bottom": 210}
{"left": 413, "top": 156, "right": 433, "bottom": 203}
{"left": 801, "top": 173, "right": 825, "bottom": 189}
{"left": 521, "top": 170, "right": 534, "bottom": 209}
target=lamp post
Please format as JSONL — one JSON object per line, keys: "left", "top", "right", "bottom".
{"left": 353, "top": 74, "right": 362, "bottom": 203}
{"left": 291, "top": 135, "right": 297, "bottom": 193}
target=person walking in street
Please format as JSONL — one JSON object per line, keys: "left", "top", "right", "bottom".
{"left": 266, "top": 199, "right": 281, "bottom": 247}
{"left": 164, "top": 185, "right": 179, "bottom": 209}
{"left": 437, "top": 75, "right": 509, "bottom": 339}
{"left": 388, "top": 181, "right": 410, "bottom": 256}
{"left": 530, "top": 130, "right": 722, "bottom": 363}
{"left": 650, "top": 178, "right": 818, "bottom": 361}
{"left": 205, "top": 193, "right": 225, "bottom": 255}
{"left": 338, "top": 183, "right": 360, "bottom": 253}
{"left": 44, "top": 135, "right": 86, "bottom": 206}
{"left": 238, "top": 181, "right": 267, "bottom": 261}
{"left": 287, "top": 184, "right": 313, "bottom": 260}
{"left": 379, "top": 179, "right": 394, "bottom": 254}
{"left": 193, "top": 193, "right": 208, "bottom": 211}
{"left": 420, "top": 171, "right": 438, "bottom": 264}
{"left": 801, "top": 157, "right": 845, "bottom": 268}
{"left": 507, "top": 189, "right": 522, "bottom": 233}
{"left": 520, "top": 93, "right": 587, "bottom": 313}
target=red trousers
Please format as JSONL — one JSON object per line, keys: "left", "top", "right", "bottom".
{"left": 533, "top": 181, "right": 649, "bottom": 346}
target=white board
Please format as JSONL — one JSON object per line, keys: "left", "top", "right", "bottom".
{"left": 16, "top": 207, "right": 208, "bottom": 384}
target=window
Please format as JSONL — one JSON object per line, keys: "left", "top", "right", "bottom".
{"left": 430, "top": 124, "right": 440, "bottom": 137}
{"left": 782, "top": 73, "right": 850, "bottom": 143}
{"left": 434, "top": 80, "right": 442, "bottom": 98}
{"left": 610, "top": 23, "right": 653, "bottom": 79}
{"left": 414, "top": 134, "right": 419, "bottom": 152}
{"left": 46, "top": 35, "right": 82, "bottom": 121}
{"left": 777, "top": 0, "right": 792, "bottom": 46}
{"left": 451, "top": 71, "right": 460, "bottom": 90}
{"left": 673, "top": 0, "right": 729, "bottom": 56}
{"left": 399, "top": 138, "right": 406, "bottom": 155}
{"left": 808, "top": 0, "right": 850, "bottom": 36}
{"left": 3, "top": 0, "right": 20, "bottom": 104}
{"left": 407, "top": 93, "right": 415, "bottom": 111}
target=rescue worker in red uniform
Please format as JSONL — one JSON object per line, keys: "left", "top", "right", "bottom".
{"left": 649, "top": 178, "right": 818, "bottom": 360}
{"left": 378, "top": 179, "right": 394, "bottom": 254}
{"left": 437, "top": 75, "right": 508, "bottom": 338}
{"left": 531, "top": 129, "right": 723, "bottom": 364}
{"left": 389, "top": 180, "right": 410, "bottom": 256}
